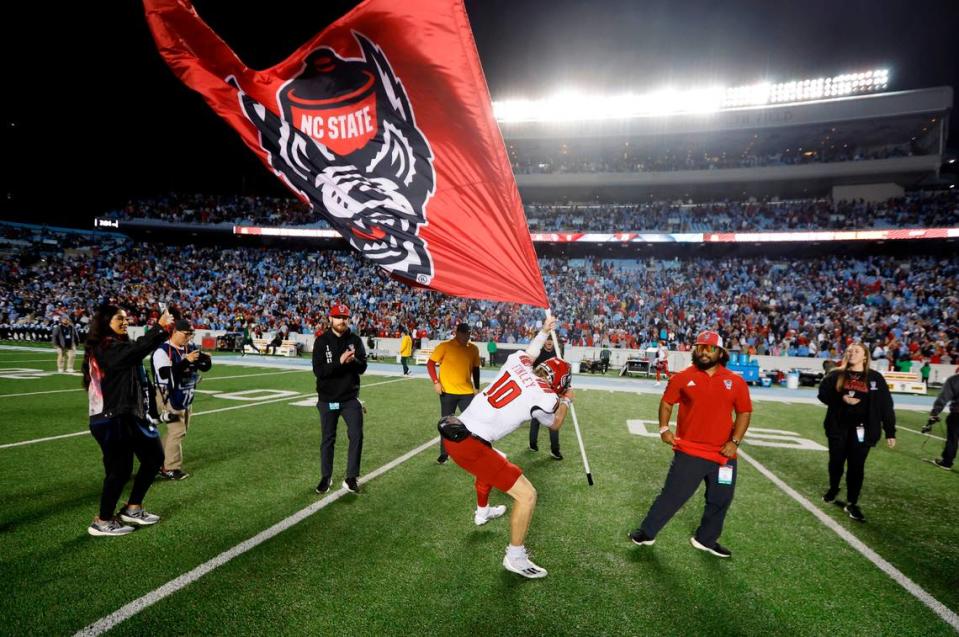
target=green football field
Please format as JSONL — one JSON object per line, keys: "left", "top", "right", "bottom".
{"left": 1, "top": 346, "right": 956, "bottom": 636}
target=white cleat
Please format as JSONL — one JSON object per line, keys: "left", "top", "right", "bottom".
{"left": 503, "top": 549, "right": 548, "bottom": 579}
{"left": 474, "top": 505, "right": 507, "bottom": 526}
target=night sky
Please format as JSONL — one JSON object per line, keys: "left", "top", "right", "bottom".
{"left": 1, "top": 0, "right": 956, "bottom": 225}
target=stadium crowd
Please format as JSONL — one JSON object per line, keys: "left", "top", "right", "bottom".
{"left": 3, "top": 226, "right": 956, "bottom": 367}
{"left": 103, "top": 190, "right": 958, "bottom": 233}
{"left": 107, "top": 193, "right": 326, "bottom": 228}
{"left": 511, "top": 144, "right": 916, "bottom": 175}
{"left": 528, "top": 190, "right": 959, "bottom": 232}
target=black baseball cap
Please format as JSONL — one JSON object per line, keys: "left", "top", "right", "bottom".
{"left": 174, "top": 319, "right": 194, "bottom": 333}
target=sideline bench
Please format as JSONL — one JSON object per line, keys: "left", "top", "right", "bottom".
{"left": 247, "top": 338, "right": 300, "bottom": 357}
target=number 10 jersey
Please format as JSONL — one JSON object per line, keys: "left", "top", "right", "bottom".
{"left": 460, "top": 351, "right": 560, "bottom": 443}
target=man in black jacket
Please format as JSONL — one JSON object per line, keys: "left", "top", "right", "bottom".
{"left": 312, "top": 303, "right": 368, "bottom": 494}
{"left": 923, "top": 372, "right": 959, "bottom": 470}
{"left": 529, "top": 337, "right": 563, "bottom": 459}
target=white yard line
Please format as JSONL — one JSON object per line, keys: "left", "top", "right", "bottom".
{"left": 738, "top": 448, "right": 959, "bottom": 631}
{"left": 1, "top": 377, "right": 412, "bottom": 449}
{"left": 0, "top": 345, "right": 56, "bottom": 353}
{"left": 73, "top": 435, "right": 439, "bottom": 637}
{"left": 0, "top": 388, "right": 84, "bottom": 399}
{"left": 0, "top": 358, "right": 59, "bottom": 363}
{"left": 202, "top": 370, "right": 305, "bottom": 381}
{"left": 896, "top": 425, "right": 946, "bottom": 441}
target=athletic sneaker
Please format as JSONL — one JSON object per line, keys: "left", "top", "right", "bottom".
{"left": 118, "top": 507, "right": 160, "bottom": 526}
{"left": 822, "top": 488, "right": 839, "bottom": 503}
{"left": 528, "top": 443, "right": 539, "bottom": 452}
{"left": 927, "top": 458, "right": 953, "bottom": 471}
{"left": 474, "top": 505, "right": 507, "bottom": 526}
{"left": 436, "top": 454, "right": 448, "bottom": 465}
{"left": 315, "top": 476, "right": 331, "bottom": 494}
{"left": 503, "top": 548, "right": 548, "bottom": 579}
{"left": 690, "top": 536, "right": 732, "bottom": 558}
{"left": 158, "top": 469, "right": 190, "bottom": 481}
{"left": 343, "top": 477, "right": 360, "bottom": 493}
{"left": 628, "top": 529, "right": 655, "bottom": 546}
{"left": 87, "top": 518, "right": 135, "bottom": 537}
{"left": 844, "top": 503, "right": 865, "bottom": 522}
{"left": 550, "top": 450, "right": 563, "bottom": 460}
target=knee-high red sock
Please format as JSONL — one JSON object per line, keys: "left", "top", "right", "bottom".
{"left": 475, "top": 479, "right": 492, "bottom": 507}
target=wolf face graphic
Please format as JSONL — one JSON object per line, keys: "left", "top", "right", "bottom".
{"left": 234, "top": 33, "right": 436, "bottom": 284}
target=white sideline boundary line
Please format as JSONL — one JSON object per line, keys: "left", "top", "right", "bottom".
{"left": 0, "top": 358, "right": 60, "bottom": 363}
{"left": 74, "top": 435, "right": 440, "bottom": 637}
{"left": 0, "top": 377, "right": 411, "bottom": 449}
{"left": 0, "top": 345, "right": 56, "bottom": 353}
{"left": 738, "top": 448, "right": 959, "bottom": 631}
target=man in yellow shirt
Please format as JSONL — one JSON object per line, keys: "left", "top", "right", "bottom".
{"left": 399, "top": 326, "right": 413, "bottom": 376}
{"left": 428, "top": 323, "right": 481, "bottom": 464}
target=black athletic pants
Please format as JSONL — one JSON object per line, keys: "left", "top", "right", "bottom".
{"left": 529, "top": 417, "right": 560, "bottom": 453}
{"left": 89, "top": 415, "right": 164, "bottom": 520}
{"left": 438, "top": 393, "right": 474, "bottom": 458}
{"left": 827, "top": 424, "right": 872, "bottom": 504}
{"left": 639, "top": 451, "right": 737, "bottom": 547}
{"left": 941, "top": 413, "right": 958, "bottom": 468}
{"left": 318, "top": 398, "right": 364, "bottom": 480}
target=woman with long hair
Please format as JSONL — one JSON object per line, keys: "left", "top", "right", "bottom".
{"left": 83, "top": 304, "right": 173, "bottom": 536}
{"left": 817, "top": 342, "right": 896, "bottom": 522}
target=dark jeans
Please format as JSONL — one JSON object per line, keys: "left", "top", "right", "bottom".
{"left": 941, "top": 413, "right": 959, "bottom": 467}
{"left": 827, "top": 424, "right": 872, "bottom": 504}
{"left": 401, "top": 356, "right": 410, "bottom": 374}
{"left": 317, "top": 398, "right": 364, "bottom": 479}
{"left": 639, "top": 451, "right": 737, "bottom": 547}
{"left": 439, "top": 393, "right": 474, "bottom": 457}
{"left": 89, "top": 415, "right": 164, "bottom": 520}
{"left": 529, "top": 417, "right": 560, "bottom": 453}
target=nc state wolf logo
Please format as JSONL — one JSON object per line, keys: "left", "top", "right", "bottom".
{"left": 233, "top": 33, "right": 436, "bottom": 283}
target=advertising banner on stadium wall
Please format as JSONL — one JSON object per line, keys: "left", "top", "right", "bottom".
{"left": 144, "top": 0, "right": 549, "bottom": 307}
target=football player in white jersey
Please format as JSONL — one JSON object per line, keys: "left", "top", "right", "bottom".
{"left": 438, "top": 316, "right": 573, "bottom": 578}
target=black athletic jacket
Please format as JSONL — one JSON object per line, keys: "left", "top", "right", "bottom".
{"left": 87, "top": 325, "right": 169, "bottom": 421}
{"left": 817, "top": 369, "right": 896, "bottom": 446}
{"left": 312, "top": 328, "right": 368, "bottom": 402}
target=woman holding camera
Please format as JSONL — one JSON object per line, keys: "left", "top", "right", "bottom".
{"left": 82, "top": 305, "right": 173, "bottom": 536}
{"left": 817, "top": 342, "right": 896, "bottom": 522}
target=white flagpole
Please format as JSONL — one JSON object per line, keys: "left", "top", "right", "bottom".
{"left": 544, "top": 310, "right": 593, "bottom": 486}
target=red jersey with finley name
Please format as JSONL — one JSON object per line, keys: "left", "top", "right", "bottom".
{"left": 662, "top": 365, "right": 752, "bottom": 465}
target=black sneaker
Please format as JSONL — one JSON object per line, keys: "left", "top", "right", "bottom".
{"left": 343, "top": 477, "right": 360, "bottom": 493}
{"left": 928, "top": 458, "right": 953, "bottom": 471}
{"left": 844, "top": 503, "right": 865, "bottom": 522}
{"left": 437, "top": 454, "right": 448, "bottom": 465}
{"left": 822, "top": 488, "right": 838, "bottom": 503}
{"left": 690, "top": 536, "right": 732, "bottom": 558}
{"left": 157, "top": 469, "right": 190, "bottom": 481}
{"left": 550, "top": 450, "right": 563, "bottom": 460}
{"left": 315, "top": 476, "right": 331, "bottom": 494}
{"left": 628, "top": 529, "right": 655, "bottom": 546}
{"left": 529, "top": 443, "right": 539, "bottom": 452}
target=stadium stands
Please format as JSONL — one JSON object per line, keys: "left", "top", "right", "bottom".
{"left": 2, "top": 224, "right": 956, "bottom": 366}
{"left": 103, "top": 189, "right": 958, "bottom": 232}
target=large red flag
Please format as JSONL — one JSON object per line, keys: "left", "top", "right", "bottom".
{"left": 143, "top": 0, "right": 548, "bottom": 308}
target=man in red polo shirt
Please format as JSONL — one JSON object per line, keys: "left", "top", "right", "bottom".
{"left": 628, "top": 331, "right": 752, "bottom": 558}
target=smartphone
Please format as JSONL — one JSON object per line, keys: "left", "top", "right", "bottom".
{"left": 159, "top": 302, "right": 168, "bottom": 314}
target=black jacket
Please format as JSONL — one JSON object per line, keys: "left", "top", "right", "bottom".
{"left": 312, "top": 328, "right": 367, "bottom": 402}
{"left": 89, "top": 325, "right": 169, "bottom": 420}
{"left": 817, "top": 369, "right": 896, "bottom": 446}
